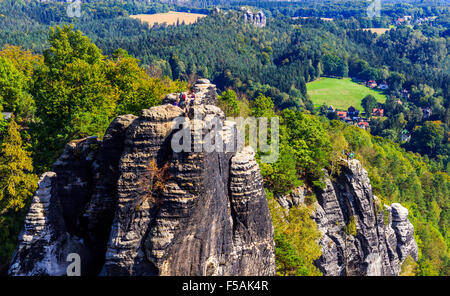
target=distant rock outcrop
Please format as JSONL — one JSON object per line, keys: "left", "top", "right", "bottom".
{"left": 9, "top": 80, "right": 275, "bottom": 276}
{"left": 242, "top": 8, "right": 267, "bottom": 28}
{"left": 279, "top": 159, "right": 419, "bottom": 276}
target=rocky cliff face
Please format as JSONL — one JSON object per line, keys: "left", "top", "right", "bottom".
{"left": 242, "top": 9, "right": 267, "bottom": 28}
{"left": 8, "top": 79, "right": 418, "bottom": 277}
{"left": 278, "top": 160, "right": 419, "bottom": 276}
{"left": 9, "top": 80, "right": 275, "bottom": 276}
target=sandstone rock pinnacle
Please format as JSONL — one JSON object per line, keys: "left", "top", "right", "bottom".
{"left": 9, "top": 80, "right": 275, "bottom": 276}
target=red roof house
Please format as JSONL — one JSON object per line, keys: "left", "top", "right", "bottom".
{"left": 337, "top": 111, "right": 347, "bottom": 118}
{"left": 372, "top": 108, "right": 384, "bottom": 117}
{"left": 366, "top": 80, "right": 377, "bottom": 88}
{"left": 358, "top": 121, "right": 369, "bottom": 129}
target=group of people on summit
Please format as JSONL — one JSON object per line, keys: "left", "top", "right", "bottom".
{"left": 174, "top": 88, "right": 196, "bottom": 116}
{"left": 343, "top": 150, "right": 355, "bottom": 161}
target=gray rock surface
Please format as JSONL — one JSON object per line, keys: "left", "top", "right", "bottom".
{"left": 277, "top": 186, "right": 307, "bottom": 209}
{"left": 287, "top": 159, "right": 419, "bottom": 276}
{"left": 9, "top": 81, "right": 275, "bottom": 276}
{"left": 389, "top": 203, "right": 419, "bottom": 263}
{"left": 8, "top": 173, "right": 91, "bottom": 275}
{"left": 242, "top": 9, "right": 267, "bottom": 28}
{"left": 162, "top": 79, "right": 217, "bottom": 106}
{"left": 82, "top": 115, "right": 137, "bottom": 274}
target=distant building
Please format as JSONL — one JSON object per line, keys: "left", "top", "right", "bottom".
{"left": 337, "top": 111, "right": 347, "bottom": 119}
{"left": 403, "top": 15, "right": 413, "bottom": 21}
{"left": 327, "top": 105, "right": 336, "bottom": 113}
{"left": 401, "top": 89, "right": 410, "bottom": 99}
{"left": 401, "top": 129, "right": 411, "bottom": 142}
{"left": 416, "top": 18, "right": 425, "bottom": 25}
{"left": 372, "top": 108, "right": 384, "bottom": 117}
{"left": 348, "top": 106, "right": 360, "bottom": 119}
{"left": 366, "top": 80, "right": 377, "bottom": 88}
{"left": 357, "top": 121, "right": 369, "bottom": 130}
{"left": 344, "top": 117, "right": 353, "bottom": 124}
{"left": 378, "top": 82, "right": 389, "bottom": 90}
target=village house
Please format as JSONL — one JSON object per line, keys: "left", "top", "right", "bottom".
{"left": 403, "top": 15, "right": 413, "bottom": 22}
{"left": 416, "top": 18, "right": 425, "bottom": 25}
{"left": 366, "top": 80, "right": 377, "bottom": 88}
{"left": 337, "top": 111, "right": 347, "bottom": 120}
{"left": 378, "top": 81, "right": 389, "bottom": 90}
{"left": 396, "top": 17, "right": 404, "bottom": 25}
{"left": 327, "top": 105, "right": 336, "bottom": 113}
{"left": 401, "top": 89, "right": 410, "bottom": 99}
{"left": 415, "top": 17, "right": 433, "bottom": 25}
{"left": 357, "top": 121, "right": 369, "bottom": 130}
{"left": 396, "top": 16, "right": 413, "bottom": 26}
{"left": 347, "top": 106, "right": 360, "bottom": 120}
{"left": 372, "top": 108, "right": 384, "bottom": 117}
{"left": 401, "top": 129, "right": 411, "bottom": 142}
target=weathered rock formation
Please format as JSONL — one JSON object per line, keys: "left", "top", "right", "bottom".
{"left": 242, "top": 8, "right": 267, "bottom": 28}
{"left": 279, "top": 159, "right": 418, "bottom": 276}
{"left": 9, "top": 77, "right": 418, "bottom": 277}
{"left": 8, "top": 172, "right": 92, "bottom": 276}
{"left": 9, "top": 79, "right": 275, "bottom": 276}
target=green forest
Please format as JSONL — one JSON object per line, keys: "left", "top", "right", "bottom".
{"left": 0, "top": 0, "right": 448, "bottom": 276}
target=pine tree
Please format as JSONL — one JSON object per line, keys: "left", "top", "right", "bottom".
{"left": 0, "top": 116, "right": 38, "bottom": 213}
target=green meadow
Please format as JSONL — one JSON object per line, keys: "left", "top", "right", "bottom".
{"left": 306, "top": 77, "right": 387, "bottom": 110}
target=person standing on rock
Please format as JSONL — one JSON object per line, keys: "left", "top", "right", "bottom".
{"left": 179, "top": 93, "right": 184, "bottom": 107}
{"left": 182, "top": 89, "right": 196, "bottom": 116}
{"left": 173, "top": 96, "right": 180, "bottom": 107}
{"left": 343, "top": 150, "right": 354, "bottom": 161}
{"left": 179, "top": 92, "right": 187, "bottom": 110}
{"left": 189, "top": 89, "right": 196, "bottom": 108}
